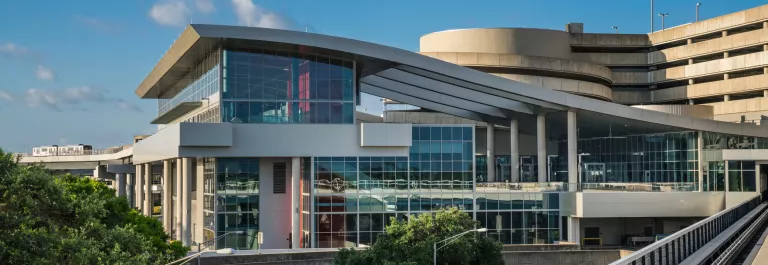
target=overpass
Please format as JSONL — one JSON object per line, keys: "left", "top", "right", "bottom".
{"left": 609, "top": 193, "right": 768, "bottom": 265}
{"left": 15, "top": 146, "right": 139, "bottom": 204}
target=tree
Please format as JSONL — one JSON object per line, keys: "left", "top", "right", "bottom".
{"left": 0, "top": 148, "right": 188, "bottom": 264}
{"left": 335, "top": 208, "right": 504, "bottom": 265}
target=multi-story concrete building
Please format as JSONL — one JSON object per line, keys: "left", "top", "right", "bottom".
{"left": 28, "top": 3, "right": 768, "bottom": 251}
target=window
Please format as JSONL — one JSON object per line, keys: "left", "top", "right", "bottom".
{"left": 221, "top": 49, "right": 355, "bottom": 124}
{"left": 274, "top": 162, "right": 287, "bottom": 194}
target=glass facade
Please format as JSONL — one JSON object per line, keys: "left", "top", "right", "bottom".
{"left": 310, "top": 125, "right": 561, "bottom": 247}
{"left": 158, "top": 47, "right": 221, "bottom": 115}
{"left": 476, "top": 193, "right": 560, "bottom": 244}
{"left": 727, "top": 161, "right": 756, "bottom": 192}
{"left": 570, "top": 132, "right": 699, "bottom": 184}
{"left": 214, "top": 158, "right": 260, "bottom": 249}
{"left": 221, "top": 49, "right": 355, "bottom": 124}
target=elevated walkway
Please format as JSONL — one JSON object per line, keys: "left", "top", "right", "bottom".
{"left": 609, "top": 193, "right": 768, "bottom": 265}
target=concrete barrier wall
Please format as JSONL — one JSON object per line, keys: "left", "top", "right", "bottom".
{"left": 198, "top": 248, "right": 622, "bottom": 265}
{"left": 502, "top": 250, "right": 622, "bottom": 265}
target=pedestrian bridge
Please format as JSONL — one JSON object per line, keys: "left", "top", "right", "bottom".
{"left": 15, "top": 146, "right": 134, "bottom": 170}
{"left": 609, "top": 193, "right": 768, "bottom": 265}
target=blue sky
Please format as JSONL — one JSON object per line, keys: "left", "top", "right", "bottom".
{"left": 0, "top": 0, "right": 763, "bottom": 152}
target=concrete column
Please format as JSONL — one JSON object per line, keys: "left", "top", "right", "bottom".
{"left": 725, "top": 161, "right": 730, "bottom": 192}
{"left": 688, "top": 79, "right": 695, "bottom": 85}
{"left": 764, "top": 90, "right": 768, "bottom": 97}
{"left": 126, "top": 173, "right": 133, "bottom": 207}
{"left": 115, "top": 173, "right": 126, "bottom": 197}
{"left": 764, "top": 67, "right": 768, "bottom": 75}
{"left": 182, "top": 158, "right": 192, "bottom": 246}
{"left": 756, "top": 163, "right": 761, "bottom": 195}
{"left": 486, "top": 125, "right": 495, "bottom": 182}
{"left": 697, "top": 132, "right": 704, "bottom": 192}
{"left": 724, "top": 73, "right": 730, "bottom": 80}
{"left": 724, "top": 51, "right": 729, "bottom": 58}
{"left": 135, "top": 165, "right": 143, "bottom": 211}
{"left": 175, "top": 158, "right": 183, "bottom": 240}
{"left": 689, "top": 99, "right": 695, "bottom": 105}
{"left": 722, "top": 31, "right": 728, "bottom": 37}
{"left": 688, "top": 58, "right": 694, "bottom": 65}
{"left": 510, "top": 119, "right": 520, "bottom": 183}
{"left": 567, "top": 110, "right": 578, "bottom": 186}
{"left": 687, "top": 39, "right": 693, "bottom": 45}
{"left": 569, "top": 217, "right": 581, "bottom": 244}
{"left": 144, "top": 163, "right": 152, "bottom": 216}
{"left": 724, "top": 94, "right": 731, "bottom": 101}
{"left": 537, "top": 114, "right": 547, "bottom": 183}
{"left": 291, "top": 157, "right": 301, "bottom": 249}
{"left": 764, "top": 21, "right": 768, "bottom": 28}
{"left": 764, "top": 44, "right": 768, "bottom": 51}
{"left": 163, "top": 160, "right": 172, "bottom": 235}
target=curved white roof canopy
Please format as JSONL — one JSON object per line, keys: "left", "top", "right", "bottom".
{"left": 135, "top": 24, "right": 768, "bottom": 139}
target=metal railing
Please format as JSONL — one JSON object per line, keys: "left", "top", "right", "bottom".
{"left": 14, "top": 146, "right": 127, "bottom": 157}
{"left": 312, "top": 180, "right": 703, "bottom": 193}
{"left": 609, "top": 194, "right": 763, "bottom": 265}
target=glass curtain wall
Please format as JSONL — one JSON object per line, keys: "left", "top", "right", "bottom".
{"left": 221, "top": 49, "right": 355, "bottom": 124}
{"left": 569, "top": 131, "right": 699, "bottom": 184}
{"left": 702, "top": 132, "right": 767, "bottom": 191}
{"left": 727, "top": 161, "right": 757, "bottom": 192}
{"left": 311, "top": 125, "right": 561, "bottom": 247}
{"left": 215, "top": 158, "right": 260, "bottom": 250}
{"left": 202, "top": 158, "right": 216, "bottom": 245}
{"left": 158, "top": 48, "right": 220, "bottom": 115}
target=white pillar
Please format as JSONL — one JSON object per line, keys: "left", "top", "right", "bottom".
{"left": 291, "top": 157, "right": 301, "bottom": 248}
{"left": 567, "top": 110, "right": 578, "bottom": 186}
{"left": 144, "top": 163, "right": 152, "bottom": 216}
{"left": 510, "top": 119, "right": 520, "bottom": 183}
{"left": 698, "top": 132, "right": 704, "bottom": 192}
{"left": 537, "top": 113, "right": 547, "bottom": 183}
{"left": 135, "top": 165, "right": 143, "bottom": 211}
{"left": 182, "top": 158, "right": 192, "bottom": 246}
{"left": 115, "top": 173, "right": 126, "bottom": 197}
{"left": 724, "top": 94, "right": 731, "bottom": 101}
{"left": 163, "top": 160, "right": 173, "bottom": 235}
{"left": 175, "top": 158, "right": 183, "bottom": 240}
{"left": 486, "top": 125, "right": 495, "bottom": 182}
{"left": 126, "top": 173, "right": 133, "bottom": 207}
{"left": 569, "top": 217, "right": 581, "bottom": 244}
{"left": 763, "top": 90, "right": 768, "bottom": 98}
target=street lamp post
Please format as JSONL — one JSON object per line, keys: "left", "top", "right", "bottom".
{"left": 696, "top": 3, "right": 702, "bottom": 22}
{"left": 659, "top": 13, "right": 670, "bottom": 30}
{"left": 433, "top": 228, "right": 488, "bottom": 265}
{"left": 612, "top": 26, "right": 619, "bottom": 34}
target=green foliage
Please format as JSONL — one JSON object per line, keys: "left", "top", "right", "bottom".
{"left": 0, "top": 148, "right": 189, "bottom": 264}
{"left": 335, "top": 208, "right": 504, "bottom": 265}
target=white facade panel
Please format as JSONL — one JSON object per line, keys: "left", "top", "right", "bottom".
{"left": 178, "top": 123, "right": 232, "bottom": 147}
{"left": 577, "top": 192, "right": 725, "bottom": 218}
{"left": 360, "top": 123, "right": 412, "bottom": 147}
{"left": 258, "top": 157, "right": 293, "bottom": 249}
{"left": 178, "top": 124, "right": 408, "bottom": 158}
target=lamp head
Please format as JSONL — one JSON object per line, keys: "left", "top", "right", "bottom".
{"left": 475, "top": 228, "right": 489, "bottom": 232}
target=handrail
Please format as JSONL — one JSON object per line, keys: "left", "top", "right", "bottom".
{"left": 609, "top": 194, "right": 762, "bottom": 265}
{"left": 711, "top": 207, "right": 768, "bottom": 265}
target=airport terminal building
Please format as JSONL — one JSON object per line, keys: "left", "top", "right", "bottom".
{"left": 114, "top": 4, "right": 768, "bottom": 250}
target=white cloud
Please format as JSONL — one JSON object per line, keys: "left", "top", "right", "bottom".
{"left": 18, "top": 86, "right": 141, "bottom": 112}
{"left": 0, "top": 91, "right": 13, "bottom": 101}
{"left": 195, "top": 0, "right": 215, "bottom": 14}
{"left": 231, "top": 0, "right": 294, "bottom": 30}
{"left": 0, "top": 43, "right": 29, "bottom": 58}
{"left": 149, "top": 0, "right": 191, "bottom": 26}
{"left": 36, "top": 65, "right": 55, "bottom": 81}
